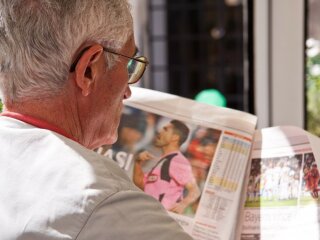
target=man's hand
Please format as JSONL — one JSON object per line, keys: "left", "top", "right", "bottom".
{"left": 169, "top": 181, "right": 200, "bottom": 214}
{"left": 169, "top": 201, "right": 189, "bottom": 214}
{"left": 133, "top": 150, "right": 156, "bottom": 190}
{"left": 135, "top": 150, "right": 155, "bottom": 164}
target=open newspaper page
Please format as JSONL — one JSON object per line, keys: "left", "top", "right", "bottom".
{"left": 97, "top": 87, "right": 257, "bottom": 240}
{"left": 240, "top": 126, "right": 320, "bottom": 240}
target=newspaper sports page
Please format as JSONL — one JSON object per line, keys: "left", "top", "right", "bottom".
{"left": 240, "top": 126, "right": 320, "bottom": 240}
{"left": 97, "top": 87, "right": 257, "bottom": 240}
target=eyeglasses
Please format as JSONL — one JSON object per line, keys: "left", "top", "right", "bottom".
{"left": 70, "top": 46, "right": 149, "bottom": 84}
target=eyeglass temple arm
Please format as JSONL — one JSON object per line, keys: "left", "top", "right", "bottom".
{"left": 103, "top": 47, "right": 149, "bottom": 65}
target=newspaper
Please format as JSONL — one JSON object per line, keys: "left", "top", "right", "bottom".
{"left": 96, "top": 87, "right": 320, "bottom": 240}
{"left": 97, "top": 87, "right": 257, "bottom": 240}
{"left": 239, "top": 126, "right": 320, "bottom": 240}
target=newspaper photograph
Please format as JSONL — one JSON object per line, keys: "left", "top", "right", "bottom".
{"left": 240, "top": 126, "right": 320, "bottom": 240}
{"left": 96, "top": 87, "right": 257, "bottom": 240}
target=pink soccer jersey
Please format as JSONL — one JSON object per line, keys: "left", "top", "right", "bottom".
{"left": 144, "top": 151, "right": 195, "bottom": 210}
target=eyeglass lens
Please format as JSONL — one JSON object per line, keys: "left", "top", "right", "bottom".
{"left": 127, "top": 56, "right": 147, "bottom": 84}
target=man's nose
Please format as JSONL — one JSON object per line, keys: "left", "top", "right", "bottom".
{"left": 123, "top": 85, "right": 132, "bottom": 99}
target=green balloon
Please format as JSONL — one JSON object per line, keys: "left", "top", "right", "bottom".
{"left": 195, "top": 89, "right": 226, "bottom": 107}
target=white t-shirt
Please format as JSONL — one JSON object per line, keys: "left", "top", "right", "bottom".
{"left": 0, "top": 116, "right": 193, "bottom": 240}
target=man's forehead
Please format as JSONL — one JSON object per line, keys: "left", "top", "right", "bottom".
{"left": 126, "top": 35, "right": 136, "bottom": 54}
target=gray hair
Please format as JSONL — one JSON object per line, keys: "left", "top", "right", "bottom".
{"left": 0, "top": 0, "right": 133, "bottom": 103}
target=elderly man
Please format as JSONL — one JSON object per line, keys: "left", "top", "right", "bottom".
{"left": 0, "top": 1, "right": 193, "bottom": 239}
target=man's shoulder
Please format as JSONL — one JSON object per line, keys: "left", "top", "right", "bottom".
{"left": 76, "top": 190, "right": 193, "bottom": 240}
{"left": 0, "top": 119, "right": 142, "bottom": 239}
{"left": 171, "top": 151, "right": 189, "bottom": 162}
{"left": 48, "top": 133, "right": 136, "bottom": 193}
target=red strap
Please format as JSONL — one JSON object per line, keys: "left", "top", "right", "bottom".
{"left": 0, "top": 111, "right": 77, "bottom": 142}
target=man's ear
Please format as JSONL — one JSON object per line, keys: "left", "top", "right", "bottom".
{"left": 73, "top": 44, "right": 104, "bottom": 96}
{"left": 171, "top": 134, "right": 180, "bottom": 145}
